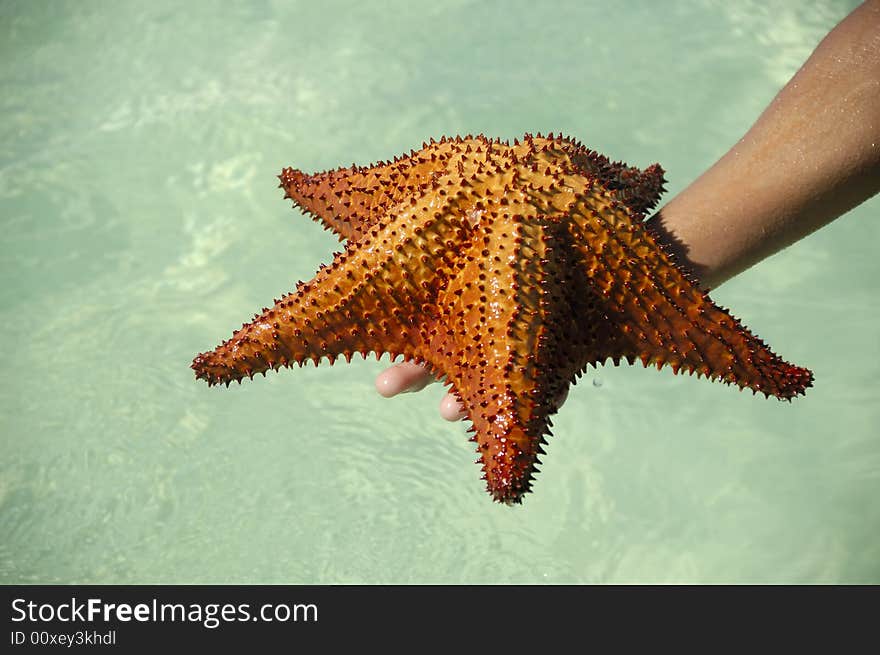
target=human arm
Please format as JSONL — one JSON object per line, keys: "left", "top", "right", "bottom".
{"left": 650, "top": 0, "right": 880, "bottom": 288}
{"left": 376, "top": 0, "right": 880, "bottom": 418}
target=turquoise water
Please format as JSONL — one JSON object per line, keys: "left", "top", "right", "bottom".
{"left": 2, "top": 0, "right": 877, "bottom": 583}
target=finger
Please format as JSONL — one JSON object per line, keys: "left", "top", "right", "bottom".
{"left": 439, "top": 392, "right": 467, "bottom": 421}
{"left": 375, "top": 361, "right": 435, "bottom": 397}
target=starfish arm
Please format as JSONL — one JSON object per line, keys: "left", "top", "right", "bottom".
{"left": 427, "top": 242, "right": 548, "bottom": 504}
{"left": 425, "top": 213, "right": 576, "bottom": 504}
{"left": 278, "top": 137, "right": 470, "bottom": 243}
{"left": 566, "top": 190, "right": 814, "bottom": 399}
{"left": 193, "top": 185, "right": 471, "bottom": 386}
{"left": 557, "top": 136, "right": 667, "bottom": 216}
{"left": 192, "top": 247, "right": 417, "bottom": 386}
{"left": 452, "top": 381, "right": 551, "bottom": 505}
{"left": 606, "top": 161, "right": 666, "bottom": 217}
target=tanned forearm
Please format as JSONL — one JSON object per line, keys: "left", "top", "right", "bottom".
{"left": 647, "top": 0, "right": 880, "bottom": 289}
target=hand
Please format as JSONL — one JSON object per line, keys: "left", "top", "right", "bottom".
{"left": 375, "top": 362, "right": 466, "bottom": 421}
{"left": 375, "top": 361, "right": 571, "bottom": 422}
{"left": 376, "top": 0, "right": 880, "bottom": 420}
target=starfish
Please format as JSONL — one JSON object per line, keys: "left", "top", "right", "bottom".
{"left": 192, "top": 133, "right": 813, "bottom": 504}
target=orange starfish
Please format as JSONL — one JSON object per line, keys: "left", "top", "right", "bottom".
{"left": 192, "top": 133, "right": 813, "bottom": 504}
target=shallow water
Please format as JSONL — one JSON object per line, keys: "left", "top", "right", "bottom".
{"left": 1, "top": 0, "right": 877, "bottom": 583}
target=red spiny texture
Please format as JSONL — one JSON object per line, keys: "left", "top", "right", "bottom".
{"left": 193, "top": 133, "right": 813, "bottom": 504}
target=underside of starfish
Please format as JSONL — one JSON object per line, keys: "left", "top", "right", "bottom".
{"left": 192, "top": 133, "right": 813, "bottom": 504}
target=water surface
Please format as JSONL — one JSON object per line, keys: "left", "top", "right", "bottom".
{"left": 1, "top": 0, "right": 877, "bottom": 583}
